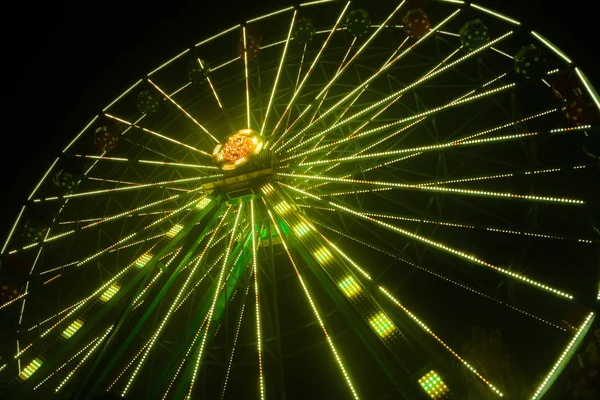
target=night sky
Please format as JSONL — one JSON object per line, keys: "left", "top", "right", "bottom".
{"left": 1, "top": 1, "right": 597, "bottom": 236}
{"left": 0, "top": 0, "right": 598, "bottom": 398}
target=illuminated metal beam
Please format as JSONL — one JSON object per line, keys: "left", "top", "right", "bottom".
{"left": 147, "top": 79, "right": 218, "bottom": 143}
{"left": 104, "top": 113, "right": 211, "bottom": 156}
{"left": 281, "top": 183, "right": 575, "bottom": 300}
{"left": 283, "top": 31, "right": 514, "bottom": 154}
{"left": 195, "top": 24, "right": 241, "bottom": 47}
{"left": 266, "top": 207, "right": 360, "bottom": 399}
{"left": 121, "top": 207, "right": 232, "bottom": 396}
{"left": 530, "top": 312, "right": 595, "bottom": 399}
{"left": 309, "top": 217, "right": 568, "bottom": 331}
{"left": 260, "top": 10, "right": 297, "bottom": 136}
{"left": 185, "top": 205, "right": 243, "bottom": 399}
{"left": 268, "top": 1, "right": 351, "bottom": 146}
{"left": 31, "top": 176, "right": 219, "bottom": 203}
{"left": 470, "top": 3, "right": 521, "bottom": 25}
{"left": 274, "top": 8, "right": 463, "bottom": 153}
{"left": 243, "top": 26, "right": 251, "bottom": 129}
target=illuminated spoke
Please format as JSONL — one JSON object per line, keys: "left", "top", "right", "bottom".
{"left": 280, "top": 171, "right": 585, "bottom": 205}
{"left": 104, "top": 113, "right": 212, "bottom": 156}
{"left": 268, "top": 1, "right": 351, "bottom": 144}
{"left": 265, "top": 206, "right": 360, "bottom": 399}
{"left": 274, "top": 8, "right": 463, "bottom": 153}
{"left": 281, "top": 182, "right": 575, "bottom": 300}
{"left": 185, "top": 205, "right": 242, "bottom": 399}
{"left": 31, "top": 176, "right": 218, "bottom": 203}
{"left": 147, "top": 79, "right": 218, "bottom": 143}
{"left": 243, "top": 26, "right": 251, "bottom": 129}
{"left": 74, "top": 154, "right": 218, "bottom": 170}
{"left": 283, "top": 31, "right": 514, "bottom": 154}
{"left": 121, "top": 207, "right": 232, "bottom": 396}
{"left": 250, "top": 201, "right": 266, "bottom": 399}
{"left": 260, "top": 11, "right": 297, "bottom": 136}
{"left": 309, "top": 218, "right": 568, "bottom": 331}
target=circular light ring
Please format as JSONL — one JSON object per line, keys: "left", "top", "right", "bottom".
{"left": 213, "top": 129, "right": 263, "bottom": 170}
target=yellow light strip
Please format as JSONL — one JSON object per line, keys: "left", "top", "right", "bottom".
{"left": 243, "top": 26, "right": 251, "bottom": 130}
{"left": 247, "top": 6, "right": 294, "bottom": 23}
{"left": 268, "top": 1, "right": 351, "bottom": 145}
{"left": 184, "top": 206, "right": 241, "bottom": 399}
{"left": 104, "top": 113, "right": 211, "bottom": 156}
{"left": 316, "top": 1, "right": 408, "bottom": 99}
{"left": 62, "top": 116, "right": 99, "bottom": 153}
{"left": 18, "top": 358, "right": 42, "bottom": 381}
{"left": 1, "top": 205, "right": 25, "bottom": 254}
{"left": 147, "top": 79, "right": 218, "bottom": 143}
{"left": 575, "top": 67, "right": 600, "bottom": 112}
{"left": 55, "top": 325, "right": 114, "bottom": 392}
{"left": 102, "top": 79, "right": 143, "bottom": 112}
{"left": 310, "top": 219, "right": 568, "bottom": 331}
{"left": 276, "top": 8, "right": 462, "bottom": 154}
{"left": 470, "top": 3, "right": 521, "bottom": 25}
{"left": 250, "top": 201, "right": 266, "bottom": 400}
{"left": 122, "top": 208, "right": 231, "bottom": 397}
{"left": 266, "top": 208, "right": 360, "bottom": 399}
{"left": 148, "top": 48, "right": 190, "bottom": 76}
{"left": 195, "top": 24, "right": 240, "bottom": 47}
{"left": 197, "top": 58, "right": 223, "bottom": 109}
{"left": 260, "top": 11, "right": 297, "bottom": 136}
{"left": 284, "top": 30, "right": 513, "bottom": 154}
{"left": 530, "top": 312, "right": 595, "bottom": 399}
{"left": 380, "top": 287, "right": 503, "bottom": 396}
{"left": 281, "top": 183, "right": 575, "bottom": 300}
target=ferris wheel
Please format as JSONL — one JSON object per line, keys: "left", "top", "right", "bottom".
{"left": 1, "top": 0, "right": 599, "bottom": 399}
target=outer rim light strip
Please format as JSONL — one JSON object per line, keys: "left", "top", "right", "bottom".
{"left": 530, "top": 312, "right": 595, "bottom": 399}
{"left": 470, "top": 3, "right": 521, "bottom": 25}
{"left": 247, "top": 6, "right": 294, "bottom": 23}
{"left": 102, "top": 79, "right": 143, "bottom": 112}
{"left": 148, "top": 48, "right": 190, "bottom": 76}
{"left": 195, "top": 24, "right": 241, "bottom": 47}
{"left": 575, "top": 67, "right": 600, "bottom": 112}
{"left": 62, "top": 116, "right": 98, "bottom": 153}
{"left": 281, "top": 183, "right": 574, "bottom": 300}
{"left": 1, "top": 205, "right": 25, "bottom": 254}
{"left": 266, "top": 207, "right": 360, "bottom": 400}
{"left": 531, "top": 31, "right": 572, "bottom": 64}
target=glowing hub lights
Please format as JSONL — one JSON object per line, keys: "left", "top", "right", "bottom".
{"left": 369, "top": 312, "right": 395, "bottom": 338}
{"left": 19, "top": 358, "right": 43, "bottom": 381}
{"left": 418, "top": 370, "right": 450, "bottom": 399}
{"left": 339, "top": 276, "right": 361, "bottom": 298}
{"left": 61, "top": 319, "right": 84, "bottom": 339}
{"left": 213, "top": 129, "right": 263, "bottom": 170}
{"left": 99, "top": 283, "right": 120, "bottom": 303}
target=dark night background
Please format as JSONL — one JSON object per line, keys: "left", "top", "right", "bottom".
{"left": 1, "top": 0, "right": 597, "bottom": 237}
{"left": 0, "top": 0, "right": 598, "bottom": 398}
